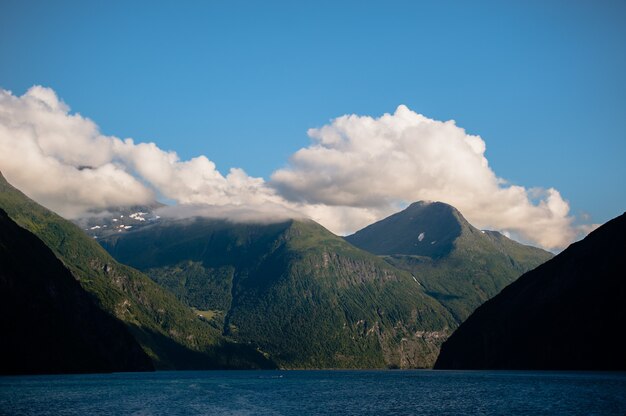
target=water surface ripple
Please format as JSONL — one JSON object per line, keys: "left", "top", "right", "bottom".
{"left": 1, "top": 370, "right": 625, "bottom": 415}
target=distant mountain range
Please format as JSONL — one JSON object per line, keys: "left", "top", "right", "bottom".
{"left": 75, "top": 204, "right": 164, "bottom": 239}
{"left": 435, "top": 212, "right": 626, "bottom": 370}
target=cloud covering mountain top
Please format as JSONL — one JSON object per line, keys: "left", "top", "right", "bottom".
{"left": 271, "top": 105, "right": 587, "bottom": 248}
{"left": 0, "top": 86, "right": 591, "bottom": 249}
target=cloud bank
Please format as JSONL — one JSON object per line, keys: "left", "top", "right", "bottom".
{"left": 0, "top": 86, "right": 280, "bottom": 218}
{"left": 272, "top": 105, "right": 580, "bottom": 249}
{"left": 0, "top": 86, "right": 586, "bottom": 249}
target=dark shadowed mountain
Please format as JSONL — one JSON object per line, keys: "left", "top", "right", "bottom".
{"left": 435, "top": 212, "right": 626, "bottom": 370}
{"left": 0, "top": 172, "right": 273, "bottom": 371}
{"left": 346, "top": 201, "right": 553, "bottom": 322}
{"left": 0, "top": 208, "right": 153, "bottom": 375}
{"left": 101, "top": 217, "right": 457, "bottom": 369}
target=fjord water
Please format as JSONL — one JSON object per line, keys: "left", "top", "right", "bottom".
{"left": 1, "top": 371, "right": 625, "bottom": 415}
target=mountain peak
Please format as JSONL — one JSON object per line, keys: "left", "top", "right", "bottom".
{"left": 345, "top": 201, "right": 553, "bottom": 323}
{"left": 99, "top": 211, "right": 456, "bottom": 369}
{"left": 345, "top": 200, "right": 467, "bottom": 258}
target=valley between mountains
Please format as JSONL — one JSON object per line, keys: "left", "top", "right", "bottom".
{"left": 97, "top": 200, "right": 551, "bottom": 370}
{"left": 6, "top": 169, "right": 621, "bottom": 374}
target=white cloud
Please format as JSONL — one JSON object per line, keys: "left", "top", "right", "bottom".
{"left": 272, "top": 105, "right": 581, "bottom": 249}
{"left": 155, "top": 202, "right": 305, "bottom": 224}
{"left": 0, "top": 88, "right": 154, "bottom": 217}
{"left": 0, "top": 86, "right": 277, "bottom": 218}
{"left": 0, "top": 86, "right": 588, "bottom": 250}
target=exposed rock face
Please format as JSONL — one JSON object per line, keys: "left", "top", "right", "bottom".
{"left": 0, "top": 208, "right": 154, "bottom": 375}
{"left": 435, "top": 212, "right": 626, "bottom": 371}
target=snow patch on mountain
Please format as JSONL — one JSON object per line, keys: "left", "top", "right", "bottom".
{"left": 129, "top": 212, "right": 147, "bottom": 221}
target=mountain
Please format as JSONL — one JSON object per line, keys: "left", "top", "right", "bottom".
{"left": 74, "top": 204, "right": 164, "bottom": 239}
{"left": 101, "top": 217, "right": 457, "bottom": 369}
{"left": 0, "top": 208, "right": 153, "bottom": 375}
{"left": 0, "top": 172, "right": 273, "bottom": 370}
{"left": 435, "top": 212, "right": 626, "bottom": 370}
{"left": 346, "top": 201, "right": 553, "bottom": 322}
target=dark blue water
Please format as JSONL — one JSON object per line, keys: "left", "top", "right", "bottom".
{"left": 1, "top": 370, "right": 625, "bottom": 415}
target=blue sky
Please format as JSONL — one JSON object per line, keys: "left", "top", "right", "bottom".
{"left": 0, "top": 0, "right": 625, "bottom": 247}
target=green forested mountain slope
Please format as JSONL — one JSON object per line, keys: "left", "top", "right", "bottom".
{"left": 346, "top": 201, "right": 553, "bottom": 322}
{"left": 0, "top": 172, "right": 272, "bottom": 370}
{"left": 0, "top": 208, "right": 153, "bottom": 374}
{"left": 101, "top": 217, "right": 457, "bottom": 369}
{"left": 435, "top": 212, "right": 626, "bottom": 370}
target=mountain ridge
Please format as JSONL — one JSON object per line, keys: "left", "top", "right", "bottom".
{"left": 346, "top": 201, "right": 462, "bottom": 258}
{"left": 0, "top": 208, "right": 154, "bottom": 374}
{"left": 346, "top": 201, "right": 553, "bottom": 322}
{"left": 435, "top": 212, "right": 626, "bottom": 370}
{"left": 0, "top": 171, "right": 274, "bottom": 370}
{"left": 101, "top": 215, "right": 457, "bottom": 369}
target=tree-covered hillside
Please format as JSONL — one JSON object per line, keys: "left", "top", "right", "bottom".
{"left": 102, "top": 217, "right": 457, "bottom": 369}
{"left": 0, "top": 172, "right": 273, "bottom": 370}
{"left": 346, "top": 201, "right": 552, "bottom": 322}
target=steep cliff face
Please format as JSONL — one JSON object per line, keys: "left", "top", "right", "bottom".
{"left": 102, "top": 217, "right": 456, "bottom": 369}
{"left": 435, "top": 213, "right": 626, "bottom": 370}
{"left": 0, "top": 208, "right": 153, "bottom": 374}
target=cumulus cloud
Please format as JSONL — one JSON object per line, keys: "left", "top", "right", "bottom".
{"left": 0, "top": 86, "right": 279, "bottom": 218}
{"left": 272, "top": 105, "right": 580, "bottom": 249}
{"left": 0, "top": 86, "right": 588, "bottom": 250}
{"left": 0, "top": 87, "right": 154, "bottom": 217}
